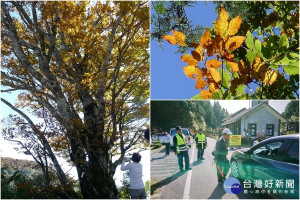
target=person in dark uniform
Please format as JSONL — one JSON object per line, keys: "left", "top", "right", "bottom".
{"left": 213, "top": 128, "right": 232, "bottom": 184}
{"left": 195, "top": 128, "right": 207, "bottom": 161}
{"left": 173, "top": 126, "right": 191, "bottom": 172}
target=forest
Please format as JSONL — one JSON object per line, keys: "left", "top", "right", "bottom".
{"left": 151, "top": 101, "right": 229, "bottom": 134}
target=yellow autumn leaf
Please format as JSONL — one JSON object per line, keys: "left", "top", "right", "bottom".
{"left": 172, "top": 30, "right": 186, "bottom": 46}
{"left": 225, "top": 36, "right": 245, "bottom": 52}
{"left": 201, "top": 29, "right": 212, "bottom": 49}
{"left": 263, "top": 69, "right": 278, "bottom": 84}
{"left": 238, "top": 60, "right": 250, "bottom": 82}
{"left": 200, "top": 90, "right": 212, "bottom": 99}
{"left": 195, "top": 77, "right": 206, "bottom": 89}
{"left": 252, "top": 56, "right": 267, "bottom": 81}
{"left": 207, "top": 59, "right": 222, "bottom": 69}
{"left": 162, "top": 35, "right": 177, "bottom": 45}
{"left": 183, "top": 66, "right": 202, "bottom": 79}
{"left": 191, "top": 44, "right": 204, "bottom": 61}
{"left": 209, "top": 82, "right": 219, "bottom": 93}
{"left": 207, "top": 44, "right": 215, "bottom": 57}
{"left": 200, "top": 89, "right": 212, "bottom": 99}
{"left": 227, "top": 61, "right": 239, "bottom": 72}
{"left": 200, "top": 68, "right": 207, "bottom": 76}
{"left": 228, "top": 16, "right": 242, "bottom": 36}
{"left": 219, "top": 7, "right": 229, "bottom": 22}
{"left": 252, "top": 56, "right": 267, "bottom": 72}
{"left": 208, "top": 68, "right": 221, "bottom": 83}
{"left": 181, "top": 54, "right": 198, "bottom": 66}
{"left": 214, "top": 35, "right": 225, "bottom": 55}
{"left": 215, "top": 8, "right": 229, "bottom": 40}
{"left": 190, "top": 42, "right": 199, "bottom": 48}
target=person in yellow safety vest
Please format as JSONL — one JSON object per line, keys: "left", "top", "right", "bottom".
{"left": 173, "top": 126, "right": 192, "bottom": 172}
{"left": 195, "top": 128, "right": 207, "bottom": 161}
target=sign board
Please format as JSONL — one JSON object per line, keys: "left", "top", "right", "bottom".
{"left": 286, "top": 131, "right": 296, "bottom": 135}
{"left": 229, "top": 135, "right": 241, "bottom": 146}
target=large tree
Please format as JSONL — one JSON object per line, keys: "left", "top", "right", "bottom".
{"left": 1, "top": 1, "right": 149, "bottom": 198}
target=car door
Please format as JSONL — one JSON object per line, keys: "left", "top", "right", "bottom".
{"left": 248, "top": 140, "right": 286, "bottom": 182}
{"left": 271, "top": 139, "right": 299, "bottom": 199}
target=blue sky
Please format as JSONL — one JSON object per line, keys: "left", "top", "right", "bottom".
{"left": 151, "top": 2, "right": 217, "bottom": 99}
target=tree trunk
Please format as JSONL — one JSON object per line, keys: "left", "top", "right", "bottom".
{"left": 75, "top": 152, "right": 118, "bottom": 198}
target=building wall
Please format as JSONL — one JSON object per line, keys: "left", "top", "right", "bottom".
{"left": 240, "top": 106, "right": 280, "bottom": 137}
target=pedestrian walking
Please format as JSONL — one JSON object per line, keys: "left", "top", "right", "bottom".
{"left": 195, "top": 128, "right": 207, "bottom": 161}
{"left": 213, "top": 128, "right": 232, "bottom": 185}
{"left": 173, "top": 126, "right": 191, "bottom": 172}
{"left": 163, "top": 132, "right": 171, "bottom": 156}
{"left": 121, "top": 152, "right": 146, "bottom": 199}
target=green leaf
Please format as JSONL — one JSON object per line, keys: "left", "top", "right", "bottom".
{"left": 219, "top": 68, "right": 230, "bottom": 89}
{"left": 254, "top": 39, "right": 262, "bottom": 54}
{"left": 270, "top": 65, "right": 278, "bottom": 69}
{"left": 212, "top": 89, "right": 222, "bottom": 99}
{"left": 225, "top": 62, "right": 230, "bottom": 71}
{"left": 279, "top": 34, "right": 289, "bottom": 48}
{"left": 246, "top": 50, "right": 256, "bottom": 64}
{"left": 232, "top": 72, "right": 239, "bottom": 78}
{"left": 191, "top": 94, "right": 202, "bottom": 100}
{"left": 245, "top": 31, "right": 254, "bottom": 50}
{"left": 288, "top": 52, "right": 299, "bottom": 59}
{"left": 273, "top": 56, "right": 290, "bottom": 65}
{"left": 236, "top": 84, "right": 246, "bottom": 94}
{"left": 223, "top": 90, "right": 229, "bottom": 99}
{"left": 284, "top": 62, "right": 299, "bottom": 75}
{"left": 261, "top": 45, "right": 272, "bottom": 60}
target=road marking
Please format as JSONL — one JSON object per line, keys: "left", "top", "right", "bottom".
{"left": 183, "top": 145, "right": 195, "bottom": 199}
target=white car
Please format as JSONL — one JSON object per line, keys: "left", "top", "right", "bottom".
{"left": 169, "top": 128, "right": 192, "bottom": 147}
{"left": 152, "top": 133, "right": 165, "bottom": 143}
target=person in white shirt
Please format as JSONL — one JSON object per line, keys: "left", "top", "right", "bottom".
{"left": 163, "top": 132, "right": 171, "bottom": 156}
{"left": 121, "top": 152, "right": 146, "bottom": 199}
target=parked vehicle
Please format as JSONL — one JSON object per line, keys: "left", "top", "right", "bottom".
{"left": 230, "top": 134, "right": 299, "bottom": 199}
{"left": 169, "top": 128, "right": 192, "bottom": 147}
{"left": 152, "top": 133, "right": 165, "bottom": 144}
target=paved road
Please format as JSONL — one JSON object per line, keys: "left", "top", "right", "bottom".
{"left": 151, "top": 137, "right": 270, "bottom": 199}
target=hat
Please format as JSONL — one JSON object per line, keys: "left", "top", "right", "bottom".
{"left": 176, "top": 126, "right": 182, "bottom": 130}
{"left": 222, "top": 128, "right": 232, "bottom": 135}
{"left": 199, "top": 128, "right": 203, "bottom": 131}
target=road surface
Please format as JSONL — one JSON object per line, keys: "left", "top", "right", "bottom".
{"left": 151, "top": 137, "right": 270, "bottom": 199}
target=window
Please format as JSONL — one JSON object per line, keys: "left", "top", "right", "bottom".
{"left": 266, "top": 124, "right": 274, "bottom": 136}
{"left": 285, "top": 141, "right": 299, "bottom": 165}
{"left": 248, "top": 124, "right": 256, "bottom": 136}
{"left": 253, "top": 141, "right": 284, "bottom": 160}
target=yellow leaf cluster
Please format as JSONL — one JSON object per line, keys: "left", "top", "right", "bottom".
{"left": 162, "top": 8, "right": 248, "bottom": 99}
{"left": 162, "top": 30, "right": 187, "bottom": 46}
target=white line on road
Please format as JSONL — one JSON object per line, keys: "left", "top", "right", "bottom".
{"left": 183, "top": 144, "right": 195, "bottom": 199}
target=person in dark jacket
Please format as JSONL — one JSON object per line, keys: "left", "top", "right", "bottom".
{"left": 213, "top": 128, "right": 232, "bottom": 184}
{"left": 173, "top": 126, "right": 191, "bottom": 172}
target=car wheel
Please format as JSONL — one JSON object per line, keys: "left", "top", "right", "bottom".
{"left": 231, "top": 159, "right": 240, "bottom": 178}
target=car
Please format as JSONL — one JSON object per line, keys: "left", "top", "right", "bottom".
{"left": 152, "top": 133, "right": 165, "bottom": 144}
{"left": 230, "top": 134, "right": 299, "bottom": 199}
{"left": 169, "top": 128, "right": 192, "bottom": 147}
